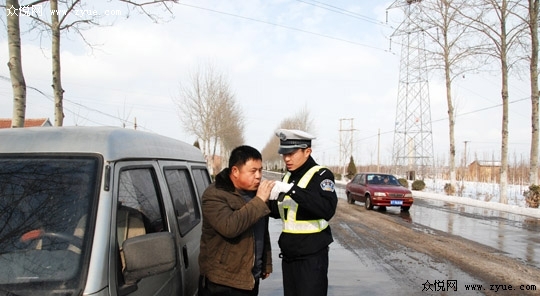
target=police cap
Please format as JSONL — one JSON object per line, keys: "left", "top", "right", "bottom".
{"left": 275, "top": 129, "right": 316, "bottom": 154}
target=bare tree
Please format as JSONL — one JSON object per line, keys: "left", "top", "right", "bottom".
{"left": 118, "top": 0, "right": 177, "bottom": 23}
{"left": 14, "top": 0, "right": 177, "bottom": 126}
{"left": 459, "top": 0, "right": 526, "bottom": 203}
{"left": 219, "top": 101, "right": 245, "bottom": 155}
{"left": 175, "top": 62, "right": 244, "bottom": 174}
{"left": 21, "top": 0, "right": 98, "bottom": 126}
{"left": 512, "top": 0, "right": 539, "bottom": 185}
{"left": 527, "top": 0, "right": 540, "bottom": 185}
{"left": 415, "top": 0, "right": 486, "bottom": 193}
{"left": 261, "top": 106, "right": 313, "bottom": 168}
{"left": 6, "top": 0, "right": 27, "bottom": 128}
{"left": 210, "top": 85, "right": 244, "bottom": 173}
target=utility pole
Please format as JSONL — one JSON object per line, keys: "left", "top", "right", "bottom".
{"left": 377, "top": 128, "right": 381, "bottom": 172}
{"left": 339, "top": 118, "right": 354, "bottom": 178}
{"left": 463, "top": 140, "right": 469, "bottom": 180}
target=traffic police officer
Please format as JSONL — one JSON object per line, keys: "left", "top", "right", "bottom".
{"left": 268, "top": 129, "right": 338, "bottom": 296}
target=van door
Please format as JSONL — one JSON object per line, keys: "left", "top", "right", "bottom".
{"left": 159, "top": 162, "right": 210, "bottom": 296}
{"left": 113, "top": 161, "right": 181, "bottom": 296}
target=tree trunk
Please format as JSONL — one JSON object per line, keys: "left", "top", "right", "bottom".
{"left": 499, "top": 11, "right": 509, "bottom": 204}
{"left": 529, "top": 0, "right": 539, "bottom": 185}
{"left": 444, "top": 46, "right": 457, "bottom": 192}
{"left": 211, "top": 136, "right": 219, "bottom": 175}
{"left": 51, "top": 0, "right": 64, "bottom": 126}
{"left": 6, "top": 0, "right": 26, "bottom": 128}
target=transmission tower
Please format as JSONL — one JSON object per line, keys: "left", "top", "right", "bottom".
{"left": 388, "top": 0, "right": 434, "bottom": 178}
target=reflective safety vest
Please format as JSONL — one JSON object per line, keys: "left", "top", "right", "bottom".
{"left": 278, "top": 165, "right": 329, "bottom": 234}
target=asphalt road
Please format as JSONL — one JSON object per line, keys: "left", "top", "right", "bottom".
{"left": 259, "top": 174, "right": 540, "bottom": 295}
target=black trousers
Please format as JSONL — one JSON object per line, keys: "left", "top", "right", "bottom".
{"left": 281, "top": 247, "right": 329, "bottom": 296}
{"left": 198, "top": 275, "right": 260, "bottom": 296}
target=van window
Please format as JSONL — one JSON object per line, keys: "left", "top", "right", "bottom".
{"left": 192, "top": 167, "right": 211, "bottom": 196}
{"left": 0, "top": 156, "right": 98, "bottom": 294}
{"left": 118, "top": 168, "right": 167, "bottom": 235}
{"left": 164, "top": 168, "right": 200, "bottom": 236}
{"left": 116, "top": 167, "right": 168, "bottom": 283}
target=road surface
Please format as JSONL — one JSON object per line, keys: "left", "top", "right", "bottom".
{"left": 259, "top": 183, "right": 540, "bottom": 296}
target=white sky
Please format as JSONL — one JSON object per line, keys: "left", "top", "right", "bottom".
{"left": 0, "top": 0, "right": 533, "bottom": 166}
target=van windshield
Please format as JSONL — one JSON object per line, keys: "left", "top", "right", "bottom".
{"left": 0, "top": 156, "right": 99, "bottom": 295}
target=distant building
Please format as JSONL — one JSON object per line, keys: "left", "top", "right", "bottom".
{"left": 468, "top": 160, "right": 501, "bottom": 182}
{"left": 0, "top": 118, "right": 52, "bottom": 128}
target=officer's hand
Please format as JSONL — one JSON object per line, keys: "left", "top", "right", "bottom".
{"left": 257, "top": 180, "right": 275, "bottom": 202}
{"left": 269, "top": 181, "right": 293, "bottom": 200}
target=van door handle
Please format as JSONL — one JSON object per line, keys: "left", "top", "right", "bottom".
{"left": 182, "top": 245, "right": 189, "bottom": 269}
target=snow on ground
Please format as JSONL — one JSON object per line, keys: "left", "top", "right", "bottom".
{"left": 419, "top": 179, "right": 540, "bottom": 219}
{"left": 337, "top": 179, "right": 540, "bottom": 219}
{"left": 412, "top": 189, "right": 540, "bottom": 219}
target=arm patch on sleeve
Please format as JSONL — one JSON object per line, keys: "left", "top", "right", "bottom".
{"left": 320, "top": 179, "right": 335, "bottom": 192}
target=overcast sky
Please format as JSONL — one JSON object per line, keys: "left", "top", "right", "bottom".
{"left": 0, "top": 0, "right": 533, "bottom": 167}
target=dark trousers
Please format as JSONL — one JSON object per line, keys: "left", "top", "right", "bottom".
{"left": 198, "top": 275, "right": 260, "bottom": 296}
{"left": 281, "top": 247, "right": 329, "bottom": 296}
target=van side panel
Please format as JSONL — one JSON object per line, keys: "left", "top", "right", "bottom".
{"left": 159, "top": 161, "right": 209, "bottom": 296}
{"left": 110, "top": 161, "right": 180, "bottom": 296}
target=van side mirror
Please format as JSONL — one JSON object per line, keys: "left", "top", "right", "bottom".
{"left": 122, "top": 232, "right": 176, "bottom": 284}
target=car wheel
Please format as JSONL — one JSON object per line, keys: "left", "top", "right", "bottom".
{"left": 401, "top": 206, "right": 410, "bottom": 212}
{"left": 346, "top": 192, "right": 355, "bottom": 204}
{"left": 364, "top": 196, "right": 373, "bottom": 210}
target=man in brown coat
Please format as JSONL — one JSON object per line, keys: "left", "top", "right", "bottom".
{"left": 198, "top": 145, "right": 275, "bottom": 296}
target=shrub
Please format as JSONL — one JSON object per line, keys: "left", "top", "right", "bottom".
{"left": 444, "top": 183, "right": 456, "bottom": 196}
{"left": 398, "top": 178, "right": 409, "bottom": 188}
{"left": 411, "top": 179, "right": 426, "bottom": 191}
{"left": 525, "top": 184, "right": 540, "bottom": 208}
{"left": 335, "top": 173, "right": 342, "bottom": 181}
{"left": 346, "top": 156, "right": 357, "bottom": 180}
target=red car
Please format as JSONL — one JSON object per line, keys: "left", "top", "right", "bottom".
{"left": 345, "top": 173, "right": 413, "bottom": 211}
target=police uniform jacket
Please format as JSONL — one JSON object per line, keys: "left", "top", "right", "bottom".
{"left": 269, "top": 156, "right": 338, "bottom": 258}
{"left": 198, "top": 168, "right": 272, "bottom": 291}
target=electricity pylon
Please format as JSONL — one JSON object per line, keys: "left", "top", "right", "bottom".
{"left": 388, "top": 0, "right": 434, "bottom": 178}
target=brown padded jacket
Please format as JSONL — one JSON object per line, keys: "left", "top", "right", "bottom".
{"left": 198, "top": 168, "right": 272, "bottom": 290}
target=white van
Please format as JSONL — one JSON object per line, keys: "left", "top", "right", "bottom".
{"left": 0, "top": 126, "right": 210, "bottom": 296}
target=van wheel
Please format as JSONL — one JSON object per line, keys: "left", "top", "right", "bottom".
{"left": 401, "top": 206, "right": 410, "bottom": 212}
{"left": 365, "top": 196, "right": 373, "bottom": 210}
{"left": 346, "top": 192, "right": 355, "bottom": 204}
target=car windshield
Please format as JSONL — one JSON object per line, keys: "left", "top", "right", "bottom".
{"left": 367, "top": 174, "right": 400, "bottom": 185}
{"left": 0, "top": 155, "right": 99, "bottom": 295}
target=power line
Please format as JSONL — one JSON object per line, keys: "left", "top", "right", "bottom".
{"left": 352, "top": 96, "right": 531, "bottom": 145}
{"left": 177, "top": 2, "right": 392, "bottom": 53}
{"left": 430, "top": 96, "right": 529, "bottom": 124}
{"left": 0, "top": 75, "right": 154, "bottom": 132}
{"left": 296, "top": 0, "right": 388, "bottom": 26}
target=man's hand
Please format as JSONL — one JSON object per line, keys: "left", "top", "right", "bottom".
{"left": 269, "top": 181, "right": 293, "bottom": 200}
{"left": 261, "top": 272, "right": 271, "bottom": 280}
{"left": 257, "top": 180, "right": 275, "bottom": 202}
